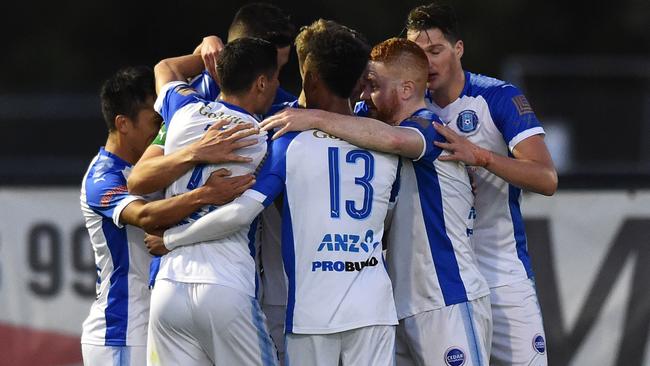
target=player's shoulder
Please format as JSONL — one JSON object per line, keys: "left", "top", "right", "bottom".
{"left": 464, "top": 71, "right": 522, "bottom": 99}
{"left": 401, "top": 108, "right": 442, "bottom": 130}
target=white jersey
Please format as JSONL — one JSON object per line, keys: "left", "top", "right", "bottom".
{"left": 80, "top": 148, "right": 152, "bottom": 346}
{"left": 248, "top": 129, "right": 400, "bottom": 334}
{"left": 153, "top": 81, "right": 267, "bottom": 297}
{"left": 425, "top": 72, "right": 545, "bottom": 288}
{"left": 387, "top": 108, "right": 490, "bottom": 320}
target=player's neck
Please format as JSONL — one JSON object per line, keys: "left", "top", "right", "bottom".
{"left": 104, "top": 134, "right": 139, "bottom": 165}
{"left": 394, "top": 99, "right": 428, "bottom": 125}
{"left": 219, "top": 93, "right": 258, "bottom": 117}
{"left": 313, "top": 95, "right": 352, "bottom": 115}
{"left": 430, "top": 69, "right": 465, "bottom": 108}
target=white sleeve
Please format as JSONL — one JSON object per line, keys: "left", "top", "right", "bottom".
{"left": 163, "top": 195, "right": 264, "bottom": 250}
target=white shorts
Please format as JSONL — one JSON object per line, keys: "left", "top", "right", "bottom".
{"left": 490, "top": 278, "right": 548, "bottom": 366}
{"left": 262, "top": 303, "right": 286, "bottom": 365}
{"left": 147, "top": 279, "right": 278, "bottom": 366}
{"left": 286, "top": 325, "right": 395, "bottom": 366}
{"left": 82, "top": 344, "right": 145, "bottom": 366}
{"left": 396, "top": 295, "right": 492, "bottom": 366}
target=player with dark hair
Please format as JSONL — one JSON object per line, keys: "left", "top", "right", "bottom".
{"left": 128, "top": 2, "right": 297, "bottom": 196}
{"left": 125, "top": 5, "right": 298, "bottom": 360}
{"left": 145, "top": 38, "right": 280, "bottom": 366}
{"left": 404, "top": 4, "right": 556, "bottom": 365}
{"left": 80, "top": 66, "right": 248, "bottom": 366}
{"left": 145, "top": 20, "right": 402, "bottom": 366}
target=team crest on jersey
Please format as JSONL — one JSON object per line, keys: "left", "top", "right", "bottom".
{"left": 532, "top": 334, "right": 546, "bottom": 354}
{"left": 445, "top": 347, "right": 466, "bottom": 366}
{"left": 456, "top": 110, "right": 479, "bottom": 134}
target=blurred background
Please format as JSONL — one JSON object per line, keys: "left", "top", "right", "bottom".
{"left": 0, "top": 0, "right": 648, "bottom": 365}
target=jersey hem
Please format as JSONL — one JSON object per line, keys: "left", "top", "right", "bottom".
{"left": 396, "top": 289, "right": 491, "bottom": 319}
{"left": 485, "top": 272, "right": 533, "bottom": 289}
{"left": 289, "top": 318, "right": 398, "bottom": 335}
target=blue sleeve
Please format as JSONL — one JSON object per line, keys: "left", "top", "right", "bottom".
{"left": 400, "top": 114, "right": 445, "bottom": 163}
{"left": 154, "top": 82, "right": 204, "bottom": 128}
{"left": 485, "top": 84, "right": 543, "bottom": 146}
{"left": 264, "top": 99, "right": 299, "bottom": 119}
{"left": 189, "top": 70, "right": 221, "bottom": 101}
{"left": 273, "top": 87, "right": 297, "bottom": 104}
{"left": 85, "top": 172, "right": 137, "bottom": 221}
{"left": 354, "top": 101, "right": 369, "bottom": 117}
{"left": 251, "top": 132, "right": 298, "bottom": 207}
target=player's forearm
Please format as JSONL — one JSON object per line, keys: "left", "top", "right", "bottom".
{"left": 136, "top": 186, "right": 216, "bottom": 233}
{"left": 312, "top": 110, "right": 422, "bottom": 159}
{"left": 154, "top": 54, "right": 204, "bottom": 93}
{"left": 484, "top": 153, "right": 558, "bottom": 196}
{"left": 129, "top": 147, "right": 197, "bottom": 195}
{"left": 163, "top": 195, "right": 264, "bottom": 250}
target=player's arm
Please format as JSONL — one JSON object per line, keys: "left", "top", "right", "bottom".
{"left": 160, "top": 193, "right": 265, "bottom": 251}
{"left": 127, "top": 120, "right": 258, "bottom": 195}
{"left": 154, "top": 54, "right": 205, "bottom": 94}
{"left": 433, "top": 124, "right": 556, "bottom": 195}
{"left": 431, "top": 84, "right": 558, "bottom": 196}
{"left": 145, "top": 133, "right": 293, "bottom": 254}
{"left": 261, "top": 108, "right": 424, "bottom": 159}
{"left": 121, "top": 168, "right": 256, "bottom": 234}
{"left": 192, "top": 35, "right": 224, "bottom": 81}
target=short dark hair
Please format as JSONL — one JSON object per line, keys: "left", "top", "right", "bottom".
{"left": 216, "top": 37, "right": 278, "bottom": 95}
{"left": 295, "top": 19, "right": 370, "bottom": 99}
{"left": 228, "top": 3, "right": 296, "bottom": 48}
{"left": 406, "top": 2, "right": 460, "bottom": 43}
{"left": 100, "top": 66, "right": 155, "bottom": 132}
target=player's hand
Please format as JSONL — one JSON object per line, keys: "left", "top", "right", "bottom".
{"left": 145, "top": 234, "right": 170, "bottom": 256}
{"left": 260, "top": 108, "right": 321, "bottom": 139}
{"left": 201, "top": 35, "right": 224, "bottom": 81}
{"left": 432, "top": 122, "right": 493, "bottom": 167}
{"left": 191, "top": 119, "right": 259, "bottom": 164}
{"left": 200, "top": 168, "right": 256, "bottom": 205}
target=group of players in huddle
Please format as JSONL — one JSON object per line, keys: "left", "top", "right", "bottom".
{"left": 79, "top": 2, "right": 557, "bottom": 366}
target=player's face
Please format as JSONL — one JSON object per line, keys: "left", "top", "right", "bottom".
{"left": 407, "top": 27, "right": 463, "bottom": 94}
{"left": 129, "top": 97, "right": 162, "bottom": 158}
{"left": 360, "top": 61, "right": 401, "bottom": 125}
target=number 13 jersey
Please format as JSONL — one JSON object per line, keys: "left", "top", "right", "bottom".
{"left": 247, "top": 129, "right": 399, "bottom": 334}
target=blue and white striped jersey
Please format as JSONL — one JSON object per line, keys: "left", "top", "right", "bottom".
{"left": 425, "top": 71, "right": 545, "bottom": 288}
{"left": 387, "top": 108, "right": 490, "bottom": 320}
{"left": 153, "top": 81, "right": 267, "bottom": 296}
{"left": 247, "top": 129, "right": 400, "bottom": 334}
{"left": 80, "top": 148, "right": 152, "bottom": 346}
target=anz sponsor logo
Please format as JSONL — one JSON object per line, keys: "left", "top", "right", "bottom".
{"left": 317, "top": 229, "right": 380, "bottom": 253}
{"left": 312, "top": 229, "right": 381, "bottom": 272}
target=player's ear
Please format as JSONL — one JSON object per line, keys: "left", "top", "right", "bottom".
{"left": 303, "top": 69, "right": 319, "bottom": 93}
{"left": 401, "top": 80, "right": 416, "bottom": 100}
{"left": 256, "top": 74, "right": 267, "bottom": 93}
{"left": 455, "top": 40, "right": 464, "bottom": 59}
{"left": 114, "top": 115, "right": 130, "bottom": 133}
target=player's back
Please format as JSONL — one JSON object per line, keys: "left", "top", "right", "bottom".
{"left": 79, "top": 148, "right": 151, "bottom": 347}
{"left": 387, "top": 108, "right": 490, "bottom": 319}
{"left": 154, "top": 81, "right": 267, "bottom": 297}
{"left": 425, "top": 71, "right": 546, "bottom": 288}
{"left": 271, "top": 130, "right": 399, "bottom": 334}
